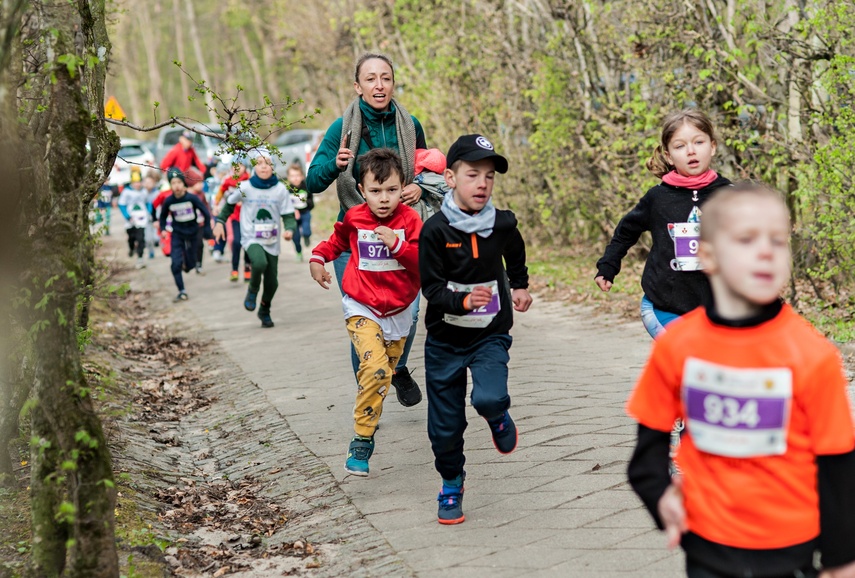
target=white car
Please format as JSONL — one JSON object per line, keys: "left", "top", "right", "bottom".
{"left": 109, "top": 139, "right": 157, "bottom": 187}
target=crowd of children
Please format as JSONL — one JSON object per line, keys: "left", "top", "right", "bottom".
{"left": 96, "top": 53, "right": 855, "bottom": 576}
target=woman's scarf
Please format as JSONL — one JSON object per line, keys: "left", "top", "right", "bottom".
{"left": 336, "top": 98, "right": 416, "bottom": 211}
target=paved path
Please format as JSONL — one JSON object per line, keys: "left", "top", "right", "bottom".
{"left": 114, "top": 214, "right": 683, "bottom": 577}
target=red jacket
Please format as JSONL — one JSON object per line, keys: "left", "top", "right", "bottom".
{"left": 160, "top": 143, "right": 206, "bottom": 173}
{"left": 218, "top": 172, "right": 249, "bottom": 221}
{"left": 311, "top": 203, "right": 421, "bottom": 317}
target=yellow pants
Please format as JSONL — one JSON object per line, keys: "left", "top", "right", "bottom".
{"left": 346, "top": 316, "right": 406, "bottom": 438}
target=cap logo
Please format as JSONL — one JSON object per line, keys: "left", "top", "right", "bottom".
{"left": 475, "top": 136, "right": 494, "bottom": 150}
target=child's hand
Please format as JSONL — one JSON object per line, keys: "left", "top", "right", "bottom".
{"left": 310, "top": 261, "right": 331, "bottom": 289}
{"left": 512, "top": 288, "right": 532, "bottom": 312}
{"left": 213, "top": 222, "right": 225, "bottom": 242}
{"left": 821, "top": 561, "right": 855, "bottom": 578}
{"left": 595, "top": 275, "right": 612, "bottom": 292}
{"left": 401, "top": 183, "right": 422, "bottom": 206}
{"left": 466, "top": 285, "right": 493, "bottom": 310}
{"left": 282, "top": 230, "right": 294, "bottom": 241}
{"left": 657, "top": 476, "right": 687, "bottom": 549}
{"left": 373, "top": 226, "right": 398, "bottom": 249}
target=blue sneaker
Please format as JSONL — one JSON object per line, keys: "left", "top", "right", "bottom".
{"left": 244, "top": 289, "right": 258, "bottom": 311}
{"left": 437, "top": 472, "right": 465, "bottom": 525}
{"left": 487, "top": 411, "right": 518, "bottom": 454}
{"left": 344, "top": 436, "right": 374, "bottom": 476}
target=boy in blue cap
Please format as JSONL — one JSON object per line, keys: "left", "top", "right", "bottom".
{"left": 419, "top": 134, "right": 532, "bottom": 524}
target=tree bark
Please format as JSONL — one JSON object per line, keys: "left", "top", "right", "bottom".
{"left": 184, "top": 0, "right": 217, "bottom": 124}
{"left": 173, "top": 0, "right": 191, "bottom": 108}
{"left": 16, "top": 0, "right": 120, "bottom": 575}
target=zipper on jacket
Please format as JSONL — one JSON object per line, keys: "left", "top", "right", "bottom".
{"left": 471, "top": 233, "right": 479, "bottom": 259}
{"left": 692, "top": 190, "right": 699, "bottom": 202}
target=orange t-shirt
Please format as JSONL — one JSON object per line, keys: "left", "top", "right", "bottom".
{"left": 627, "top": 305, "right": 855, "bottom": 550}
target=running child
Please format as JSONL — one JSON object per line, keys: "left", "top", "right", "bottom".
{"left": 285, "top": 164, "right": 313, "bottom": 262}
{"left": 419, "top": 134, "right": 532, "bottom": 525}
{"left": 308, "top": 148, "right": 422, "bottom": 477}
{"left": 158, "top": 168, "right": 212, "bottom": 301}
{"left": 215, "top": 160, "right": 251, "bottom": 281}
{"left": 213, "top": 149, "right": 296, "bottom": 328}
{"left": 595, "top": 109, "right": 732, "bottom": 339}
{"left": 626, "top": 184, "right": 855, "bottom": 577}
{"left": 117, "top": 168, "right": 149, "bottom": 268}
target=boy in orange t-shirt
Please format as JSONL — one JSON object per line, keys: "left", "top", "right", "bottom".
{"left": 626, "top": 183, "right": 855, "bottom": 577}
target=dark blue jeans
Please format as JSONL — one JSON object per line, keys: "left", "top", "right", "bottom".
{"left": 425, "top": 333, "right": 512, "bottom": 480}
{"left": 170, "top": 230, "right": 200, "bottom": 291}
{"left": 333, "top": 251, "right": 419, "bottom": 377}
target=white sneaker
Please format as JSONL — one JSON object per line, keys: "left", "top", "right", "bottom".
{"left": 212, "top": 250, "right": 223, "bottom": 263}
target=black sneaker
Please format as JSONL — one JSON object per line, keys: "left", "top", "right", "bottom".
{"left": 174, "top": 291, "right": 189, "bottom": 302}
{"left": 258, "top": 309, "right": 274, "bottom": 328}
{"left": 487, "top": 411, "right": 518, "bottom": 454}
{"left": 391, "top": 367, "right": 422, "bottom": 407}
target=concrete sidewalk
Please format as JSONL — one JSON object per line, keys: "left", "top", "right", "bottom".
{"left": 118, "top": 225, "right": 683, "bottom": 576}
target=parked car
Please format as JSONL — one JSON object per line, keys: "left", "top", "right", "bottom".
{"left": 271, "top": 129, "right": 324, "bottom": 176}
{"left": 108, "top": 138, "right": 156, "bottom": 188}
{"left": 154, "top": 124, "right": 226, "bottom": 167}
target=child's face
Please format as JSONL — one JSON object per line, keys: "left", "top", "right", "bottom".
{"left": 143, "top": 177, "right": 155, "bottom": 190}
{"left": 700, "top": 196, "right": 790, "bottom": 316}
{"left": 354, "top": 58, "right": 394, "bottom": 111}
{"left": 170, "top": 178, "right": 186, "bottom": 198}
{"left": 287, "top": 168, "right": 303, "bottom": 187}
{"left": 445, "top": 159, "right": 495, "bottom": 213}
{"left": 664, "top": 121, "right": 716, "bottom": 177}
{"left": 358, "top": 170, "right": 402, "bottom": 219}
{"left": 254, "top": 157, "right": 274, "bottom": 180}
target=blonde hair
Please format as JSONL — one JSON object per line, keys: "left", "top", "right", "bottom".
{"left": 700, "top": 183, "right": 789, "bottom": 242}
{"left": 646, "top": 109, "right": 717, "bottom": 178}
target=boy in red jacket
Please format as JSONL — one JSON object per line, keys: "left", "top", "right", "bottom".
{"left": 310, "top": 148, "right": 422, "bottom": 477}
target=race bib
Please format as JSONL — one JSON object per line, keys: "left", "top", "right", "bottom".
{"left": 130, "top": 205, "right": 148, "bottom": 228}
{"left": 253, "top": 222, "right": 278, "bottom": 244}
{"left": 443, "top": 280, "right": 500, "bottom": 328}
{"left": 682, "top": 358, "right": 792, "bottom": 458}
{"left": 171, "top": 201, "right": 195, "bottom": 223}
{"left": 670, "top": 222, "right": 703, "bottom": 271}
{"left": 356, "top": 229, "right": 404, "bottom": 272}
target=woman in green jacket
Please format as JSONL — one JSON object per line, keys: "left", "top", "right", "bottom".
{"left": 307, "top": 52, "right": 427, "bottom": 408}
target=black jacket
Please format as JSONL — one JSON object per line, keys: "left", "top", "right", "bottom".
{"left": 596, "top": 176, "right": 731, "bottom": 315}
{"left": 420, "top": 210, "right": 529, "bottom": 348}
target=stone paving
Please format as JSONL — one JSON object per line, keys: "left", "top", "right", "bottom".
{"left": 115, "top": 219, "right": 684, "bottom": 577}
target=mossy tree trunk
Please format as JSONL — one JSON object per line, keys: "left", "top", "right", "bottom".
{"left": 9, "top": 0, "right": 119, "bottom": 575}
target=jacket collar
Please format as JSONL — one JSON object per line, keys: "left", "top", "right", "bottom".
{"left": 359, "top": 97, "right": 396, "bottom": 123}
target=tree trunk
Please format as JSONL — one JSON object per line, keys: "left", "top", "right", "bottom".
{"left": 184, "top": 0, "right": 217, "bottom": 124}
{"left": 237, "top": 26, "right": 265, "bottom": 102}
{"left": 173, "top": 0, "right": 191, "bottom": 108}
{"left": 137, "top": 0, "right": 164, "bottom": 119}
{"left": 15, "top": 0, "right": 120, "bottom": 575}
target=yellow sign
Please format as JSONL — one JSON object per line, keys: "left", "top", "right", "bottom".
{"left": 104, "top": 96, "right": 126, "bottom": 120}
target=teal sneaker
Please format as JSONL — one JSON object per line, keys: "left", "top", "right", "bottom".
{"left": 344, "top": 436, "right": 374, "bottom": 476}
{"left": 437, "top": 472, "right": 465, "bottom": 525}
{"left": 244, "top": 289, "right": 258, "bottom": 311}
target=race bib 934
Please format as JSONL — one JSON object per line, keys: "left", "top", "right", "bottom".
{"left": 682, "top": 358, "right": 792, "bottom": 458}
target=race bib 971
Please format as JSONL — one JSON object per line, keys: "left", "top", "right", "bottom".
{"left": 356, "top": 229, "right": 405, "bottom": 272}
{"left": 682, "top": 358, "right": 792, "bottom": 458}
